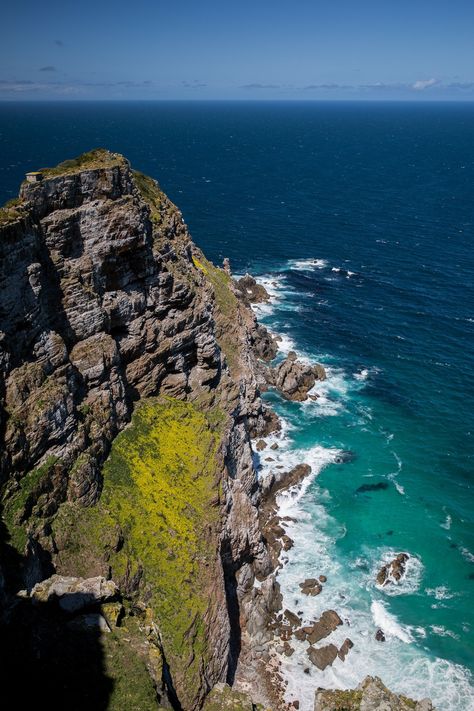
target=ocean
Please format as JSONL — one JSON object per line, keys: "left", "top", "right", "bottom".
{"left": 1, "top": 100, "right": 473, "bottom": 709}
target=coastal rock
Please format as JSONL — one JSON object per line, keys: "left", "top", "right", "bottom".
{"left": 377, "top": 553, "right": 410, "bottom": 586}
{"left": 306, "top": 610, "right": 343, "bottom": 644}
{"left": 337, "top": 637, "right": 354, "bottom": 661}
{"left": 299, "top": 578, "right": 322, "bottom": 596}
{"left": 375, "top": 628, "right": 386, "bottom": 642}
{"left": 307, "top": 643, "right": 338, "bottom": 670}
{"left": 235, "top": 273, "right": 270, "bottom": 304}
{"left": 269, "top": 351, "right": 326, "bottom": 401}
{"left": 314, "top": 675, "right": 435, "bottom": 710}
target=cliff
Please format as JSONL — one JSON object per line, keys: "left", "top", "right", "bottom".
{"left": 0, "top": 150, "right": 433, "bottom": 711}
{"left": 0, "top": 149, "right": 277, "bottom": 709}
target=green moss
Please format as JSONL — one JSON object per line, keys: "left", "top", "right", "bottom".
{"left": 101, "top": 626, "right": 159, "bottom": 711}
{"left": 2, "top": 456, "right": 58, "bottom": 553}
{"left": 54, "top": 397, "right": 227, "bottom": 707}
{"left": 0, "top": 197, "right": 25, "bottom": 226}
{"left": 40, "top": 148, "right": 125, "bottom": 178}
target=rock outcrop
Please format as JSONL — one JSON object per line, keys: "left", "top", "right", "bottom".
{"left": 377, "top": 553, "right": 409, "bottom": 587}
{"left": 268, "top": 351, "right": 326, "bottom": 402}
{"left": 314, "top": 676, "right": 434, "bottom": 711}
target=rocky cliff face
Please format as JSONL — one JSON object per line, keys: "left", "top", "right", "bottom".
{"left": 0, "top": 149, "right": 276, "bottom": 709}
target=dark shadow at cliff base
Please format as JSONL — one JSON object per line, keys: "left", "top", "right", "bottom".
{"left": 0, "top": 511, "right": 114, "bottom": 711}
{"left": 220, "top": 539, "right": 242, "bottom": 686}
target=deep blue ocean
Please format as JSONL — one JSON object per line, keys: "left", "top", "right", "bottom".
{"left": 1, "top": 101, "right": 473, "bottom": 709}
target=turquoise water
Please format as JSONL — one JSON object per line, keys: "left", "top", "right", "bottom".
{"left": 1, "top": 101, "right": 473, "bottom": 708}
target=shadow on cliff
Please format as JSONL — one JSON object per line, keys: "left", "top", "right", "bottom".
{"left": 0, "top": 509, "right": 114, "bottom": 710}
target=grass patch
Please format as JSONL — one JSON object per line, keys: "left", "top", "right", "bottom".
{"left": 54, "top": 397, "right": 227, "bottom": 707}
{"left": 2, "top": 456, "right": 58, "bottom": 554}
{"left": 39, "top": 148, "right": 125, "bottom": 178}
{"left": 0, "top": 197, "right": 25, "bottom": 226}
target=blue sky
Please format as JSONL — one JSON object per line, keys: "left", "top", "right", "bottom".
{"left": 1, "top": 0, "right": 473, "bottom": 100}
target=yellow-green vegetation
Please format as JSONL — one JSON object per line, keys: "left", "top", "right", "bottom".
{"left": 2, "top": 456, "right": 58, "bottom": 553}
{"left": 0, "top": 197, "right": 25, "bottom": 226}
{"left": 40, "top": 148, "right": 125, "bottom": 178}
{"left": 192, "top": 254, "right": 209, "bottom": 274}
{"left": 101, "top": 621, "right": 160, "bottom": 711}
{"left": 54, "top": 397, "right": 227, "bottom": 706}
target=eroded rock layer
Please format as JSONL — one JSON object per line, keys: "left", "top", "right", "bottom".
{"left": 0, "top": 149, "right": 274, "bottom": 709}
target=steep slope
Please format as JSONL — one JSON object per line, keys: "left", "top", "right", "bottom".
{"left": 0, "top": 149, "right": 276, "bottom": 709}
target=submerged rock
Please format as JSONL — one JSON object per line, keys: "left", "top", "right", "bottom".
{"left": 356, "top": 481, "right": 389, "bottom": 493}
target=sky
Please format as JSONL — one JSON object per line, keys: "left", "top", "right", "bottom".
{"left": 1, "top": 0, "right": 473, "bottom": 101}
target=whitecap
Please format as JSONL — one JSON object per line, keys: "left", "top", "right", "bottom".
{"left": 288, "top": 257, "right": 328, "bottom": 271}
{"left": 425, "top": 586, "right": 457, "bottom": 601}
{"left": 460, "top": 547, "right": 474, "bottom": 563}
{"left": 374, "top": 550, "right": 423, "bottom": 596}
{"left": 430, "top": 625, "right": 459, "bottom": 640}
{"left": 371, "top": 600, "right": 413, "bottom": 643}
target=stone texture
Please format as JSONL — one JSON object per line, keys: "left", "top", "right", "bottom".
{"left": 314, "top": 675, "right": 435, "bottom": 711}
{"left": 307, "top": 643, "right": 338, "bottom": 670}
{"left": 268, "top": 351, "right": 326, "bottom": 401}
{"left": 31, "top": 574, "right": 118, "bottom": 612}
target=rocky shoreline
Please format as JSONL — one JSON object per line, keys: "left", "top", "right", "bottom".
{"left": 0, "top": 150, "right": 433, "bottom": 711}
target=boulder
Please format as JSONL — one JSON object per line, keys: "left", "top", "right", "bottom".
{"left": 375, "top": 628, "right": 386, "bottom": 642}
{"left": 31, "top": 574, "right": 118, "bottom": 613}
{"left": 255, "top": 439, "right": 267, "bottom": 451}
{"left": 270, "top": 351, "right": 326, "bottom": 401}
{"left": 307, "top": 643, "right": 338, "bottom": 671}
{"left": 284, "top": 609, "right": 302, "bottom": 628}
{"left": 306, "top": 610, "right": 343, "bottom": 645}
{"left": 337, "top": 637, "right": 354, "bottom": 661}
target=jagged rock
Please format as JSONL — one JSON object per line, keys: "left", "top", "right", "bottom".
{"left": 235, "top": 273, "right": 270, "bottom": 303}
{"left": 255, "top": 439, "right": 267, "bottom": 451}
{"left": 202, "top": 682, "right": 261, "bottom": 710}
{"left": 269, "top": 351, "right": 326, "bottom": 401}
{"left": 307, "top": 643, "right": 338, "bottom": 670}
{"left": 299, "top": 577, "right": 322, "bottom": 596}
{"left": 31, "top": 574, "right": 118, "bottom": 612}
{"left": 270, "top": 442, "right": 279, "bottom": 450}
{"left": 377, "top": 553, "right": 410, "bottom": 586}
{"left": 314, "top": 675, "right": 435, "bottom": 710}
{"left": 306, "top": 610, "right": 343, "bottom": 644}
{"left": 338, "top": 637, "right": 354, "bottom": 661}
{"left": 284, "top": 609, "right": 301, "bottom": 628}
{"left": 375, "top": 628, "right": 386, "bottom": 642}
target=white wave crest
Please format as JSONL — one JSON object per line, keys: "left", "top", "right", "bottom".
{"left": 371, "top": 600, "right": 413, "bottom": 643}
{"left": 288, "top": 257, "right": 328, "bottom": 271}
{"left": 375, "top": 550, "right": 424, "bottom": 596}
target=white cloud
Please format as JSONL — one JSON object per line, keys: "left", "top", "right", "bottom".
{"left": 412, "top": 78, "right": 438, "bottom": 91}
